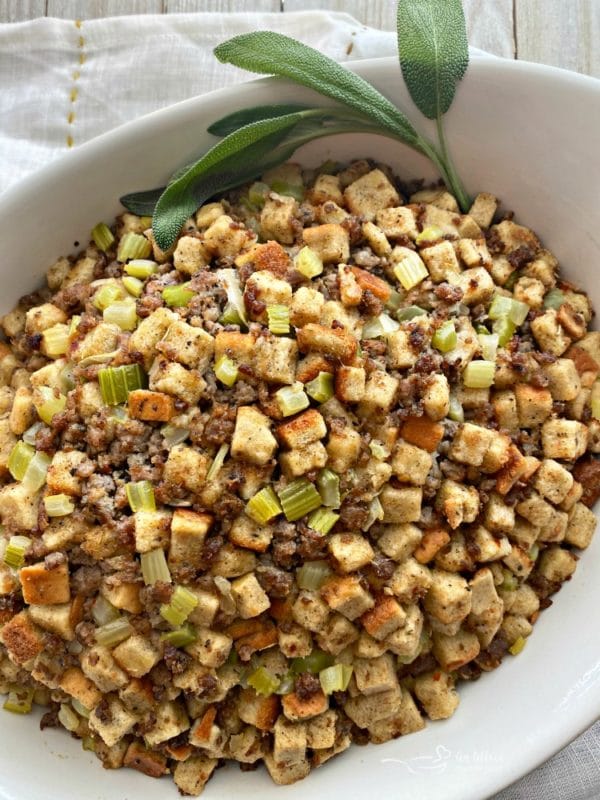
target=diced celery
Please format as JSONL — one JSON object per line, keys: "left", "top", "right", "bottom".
{"left": 385, "top": 289, "right": 404, "bottom": 311}
{"left": 95, "top": 618, "right": 134, "bottom": 648}
{"left": 362, "top": 312, "right": 400, "bottom": 340}
{"left": 493, "top": 316, "right": 516, "bottom": 347}
{"left": 362, "top": 496, "right": 384, "bottom": 531}
{"left": 246, "top": 486, "right": 282, "bottom": 525}
{"left": 319, "top": 663, "right": 353, "bottom": 694}
{"left": 103, "top": 300, "right": 138, "bottom": 331}
{"left": 291, "top": 650, "right": 334, "bottom": 674}
{"left": 58, "top": 703, "right": 80, "bottom": 732}
{"left": 267, "top": 304, "right": 290, "bottom": 335}
{"left": 432, "top": 320, "right": 457, "bottom": 353}
{"left": 270, "top": 180, "right": 304, "bottom": 202}
{"left": 415, "top": 225, "right": 443, "bottom": 246}
{"left": 22, "top": 421, "right": 44, "bottom": 446}
{"left": 160, "top": 585, "right": 199, "bottom": 628}
{"left": 295, "top": 246, "right": 323, "bottom": 279}
{"left": 3, "top": 686, "right": 34, "bottom": 715}
{"left": 463, "top": 360, "right": 495, "bottom": 389}
{"left": 98, "top": 364, "right": 147, "bottom": 405}
{"left": 8, "top": 441, "right": 34, "bottom": 481}
{"left": 124, "top": 259, "right": 157, "bottom": 279}
{"left": 509, "top": 636, "right": 527, "bottom": 656}
{"left": 247, "top": 666, "right": 280, "bottom": 696}
{"left": 393, "top": 251, "right": 428, "bottom": 290}
{"left": 478, "top": 332, "right": 499, "bottom": 361}
{"left": 42, "top": 324, "right": 70, "bottom": 358}
{"left": 296, "top": 560, "right": 332, "bottom": 591}
{"left": 22, "top": 451, "right": 52, "bottom": 492}
{"left": 126, "top": 480, "right": 156, "bottom": 512}
{"left": 248, "top": 181, "right": 270, "bottom": 208}
{"left": 395, "top": 305, "right": 426, "bottom": 321}
{"left": 117, "top": 232, "right": 152, "bottom": 262}
{"left": 305, "top": 372, "right": 334, "bottom": 403}
{"left": 35, "top": 386, "right": 67, "bottom": 424}
{"left": 44, "top": 494, "right": 75, "bottom": 517}
{"left": 217, "top": 269, "right": 247, "bottom": 325}
{"left": 307, "top": 507, "right": 340, "bottom": 536}
{"left": 275, "top": 383, "right": 310, "bottom": 417}
{"left": 122, "top": 275, "right": 144, "bottom": 297}
{"left": 91, "top": 595, "right": 119, "bottom": 627}
{"left": 448, "top": 394, "right": 464, "bottom": 422}
{"left": 93, "top": 282, "right": 124, "bottom": 311}
{"left": 162, "top": 283, "right": 194, "bottom": 308}
{"left": 278, "top": 478, "right": 322, "bottom": 522}
{"left": 488, "top": 294, "right": 513, "bottom": 320}
{"left": 3, "top": 535, "right": 31, "bottom": 569}
{"left": 214, "top": 355, "right": 238, "bottom": 387}
{"left": 160, "top": 623, "right": 197, "bottom": 648}
{"left": 91, "top": 222, "right": 115, "bottom": 252}
{"left": 543, "top": 288, "right": 566, "bottom": 310}
{"left": 317, "top": 469, "right": 340, "bottom": 508}
{"left": 140, "top": 548, "right": 171, "bottom": 585}
{"left": 219, "top": 303, "right": 244, "bottom": 327}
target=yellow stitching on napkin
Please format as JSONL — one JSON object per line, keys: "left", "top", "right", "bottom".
{"left": 66, "top": 20, "right": 85, "bottom": 148}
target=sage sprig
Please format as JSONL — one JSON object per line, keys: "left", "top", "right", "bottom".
{"left": 121, "top": 0, "right": 471, "bottom": 251}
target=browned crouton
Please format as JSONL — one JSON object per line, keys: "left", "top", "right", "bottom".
{"left": 296, "top": 323, "right": 357, "bottom": 364}
{"left": 20, "top": 560, "right": 70, "bottom": 605}
{"left": 1, "top": 611, "right": 44, "bottom": 664}
{"left": 282, "top": 690, "right": 328, "bottom": 722}
{"left": 128, "top": 389, "right": 175, "bottom": 422}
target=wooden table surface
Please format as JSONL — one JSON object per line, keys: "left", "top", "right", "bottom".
{"left": 0, "top": 0, "right": 598, "bottom": 78}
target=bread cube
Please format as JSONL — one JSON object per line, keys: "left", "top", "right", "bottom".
{"left": 316, "top": 614, "right": 359, "bottom": 655}
{"left": 309, "top": 173, "right": 343, "bottom": 205}
{"left": 25, "top": 303, "right": 67, "bottom": 335}
{"left": 354, "top": 368, "right": 397, "bottom": 415}
{"left": 377, "top": 523, "right": 422, "bottom": 562}
{"left": 296, "top": 322, "right": 357, "bottom": 364}
{"left": 388, "top": 558, "right": 432, "bottom": 602}
{"left": 81, "top": 645, "right": 128, "bottom": 693}
{"left": 253, "top": 335, "right": 298, "bottom": 384}
{"left": 280, "top": 441, "right": 327, "bottom": 478}
{"left": 515, "top": 384, "right": 553, "bottom": 427}
{"left": 328, "top": 532, "right": 374, "bottom": 573}
{"left": 244, "top": 271, "right": 292, "bottom": 323}
{"left": 260, "top": 194, "right": 298, "bottom": 245}
{"left": 203, "top": 214, "right": 253, "bottom": 257}
{"left": 391, "top": 439, "right": 432, "bottom": 485}
{"left": 173, "top": 756, "right": 217, "bottom": 796}
{"left": 448, "top": 267, "right": 494, "bottom": 305}
{"left": 449, "top": 422, "right": 494, "bottom": 466}
{"left": 149, "top": 358, "right": 205, "bottom": 405}
{"left": 302, "top": 223, "right": 349, "bottom": 263}
{"left": 436, "top": 479, "right": 479, "bottom": 529}
{"left": 89, "top": 697, "right": 137, "bottom": 748}
{"left": 172, "top": 234, "right": 209, "bottom": 275}
{"left": 134, "top": 509, "right": 171, "bottom": 553}
{"left": 186, "top": 627, "right": 232, "bottom": 668}
{"left": 470, "top": 525, "right": 512, "bottom": 561}
{"left": 419, "top": 240, "right": 461, "bottom": 282}
{"left": 169, "top": 509, "right": 212, "bottom": 566}
{"left": 537, "top": 546, "right": 578, "bottom": 584}
{"left": 353, "top": 654, "right": 399, "bottom": 695}
{"left": 113, "top": 634, "right": 160, "bottom": 678}
{"left": 28, "top": 602, "right": 74, "bottom": 640}
{"left": 231, "top": 405, "right": 277, "bottom": 466}
{"left": 326, "top": 426, "right": 361, "bottom": 473}
{"left": 335, "top": 365, "right": 366, "bottom": 403}
{"left": 230, "top": 573, "right": 271, "bottom": 619}
{"left": 565, "top": 502, "right": 597, "bottom": 549}
{"left": 159, "top": 319, "right": 214, "bottom": 371}
{"left": 20, "top": 560, "right": 70, "bottom": 605}
{"left": 360, "top": 595, "right": 406, "bottom": 641}
{"left": 163, "top": 444, "right": 209, "bottom": 496}
{"left": 531, "top": 309, "right": 571, "bottom": 356}
{"left": 59, "top": 667, "right": 102, "bottom": 710}
{"left": 484, "top": 493, "right": 515, "bottom": 533}
{"left": 128, "top": 307, "right": 177, "bottom": 368}
{"left": 424, "top": 569, "right": 471, "bottom": 624}
{"left": 468, "top": 192, "right": 498, "bottom": 229}
{"left": 414, "top": 670, "right": 459, "bottom": 720}
{"left": 543, "top": 358, "right": 581, "bottom": 402}
{"left": 344, "top": 169, "right": 400, "bottom": 221}
{"left": 541, "top": 418, "right": 588, "bottom": 460}
{"left": 534, "top": 459, "right": 574, "bottom": 504}
{"left": 320, "top": 575, "right": 374, "bottom": 620}
{"left": 387, "top": 329, "right": 418, "bottom": 369}
{"left": 0, "top": 611, "right": 44, "bottom": 664}
{"left": 375, "top": 206, "right": 417, "bottom": 239}
{"left": 344, "top": 686, "right": 403, "bottom": 728}
{"left": 492, "top": 389, "right": 519, "bottom": 430}
{"left": 432, "top": 629, "right": 480, "bottom": 672}
{"left": 380, "top": 485, "right": 422, "bottom": 524}
{"left": 290, "top": 286, "right": 324, "bottom": 327}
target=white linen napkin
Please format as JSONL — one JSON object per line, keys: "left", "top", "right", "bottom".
{"left": 0, "top": 11, "right": 598, "bottom": 800}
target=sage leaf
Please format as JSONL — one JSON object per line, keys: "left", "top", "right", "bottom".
{"left": 214, "top": 31, "right": 424, "bottom": 150}
{"left": 120, "top": 187, "right": 164, "bottom": 216}
{"left": 396, "top": 0, "right": 468, "bottom": 120}
{"left": 208, "top": 104, "right": 313, "bottom": 136}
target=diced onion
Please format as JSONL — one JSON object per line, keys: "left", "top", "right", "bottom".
{"left": 22, "top": 451, "right": 51, "bottom": 492}
{"left": 217, "top": 269, "right": 247, "bottom": 325}
{"left": 362, "top": 312, "right": 400, "bottom": 339}
{"left": 206, "top": 443, "right": 229, "bottom": 482}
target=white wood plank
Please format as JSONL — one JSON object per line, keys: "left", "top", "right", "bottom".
{"left": 46, "top": 0, "right": 163, "bottom": 18}
{"left": 0, "top": 0, "right": 45, "bottom": 21}
{"left": 285, "top": 0, "right": 396, "bottom": 30}
{"left": 516, "top": 0, "right": 599, "bottom": 78}
{"left": 166, "top": 0, "right": 278, "bottom": 11}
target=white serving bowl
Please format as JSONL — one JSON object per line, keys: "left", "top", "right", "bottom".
{"left": 0, "top": 55, "right": 599, "bottom": 800}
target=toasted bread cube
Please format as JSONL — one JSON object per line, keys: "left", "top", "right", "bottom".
{"left": 291, "top": 590, "right": 330, "bottom": 632}
{"left": 491, "top": 219, "right": 540, "bottom": 253}
{"left": 133, "top": 509, "right": 171, "bottom": 554}
{"left": 391, "top": 440, "right": 432, "bottom": 485}
{"left": 544, "top": 358, "right": 581, "bottom": 401}
{"left": 353, "top": 654, "right": 399, "bottom": 696}
{"left": 559, "top": 480, "right": 583, "bottom": 512}
{"left": 238, "top": 687, "right": 281, "bottom": 731}
{"left": 144, "top": 699, "right": 190, "bottom": 747}
{"left": 296, "top": 322, "right": 357, "bottom": 365}
{"left": 173, "top": 755, "right": 218, "bottom": 796}
{"left": 280, "top": 441, "right": 327, "bottom": 478}
{"left": 449, "top": 422, "right": 493, "bottom": 466}
{"left": 436, "top": 479, "right": 480, "bottom": 529}
{"left": 244, "top": 271, "right": 292, "bottom": 323}
{"left": 401, "top": 416, "right": 445, "bottom": 453}
{"left": 281, "top": 690, "right": 328, "bottom": 722}
{"left": 414, "top": 528, "right": 451, "bottom": 564}
{"left": 305, "top": 710, "right": 337, "bottom": 749}
{"left": 344, "top": 686, "right": 403, "bottom": 728}
{"left": 28, "top": 602, "right": 75, "bottom": 640}
{"left": 367, "top": 689, "right": 425, "bottom": 743}
{"left": 541, "top": 418, "right": 588, "bottom": 460}
{"left": 113, "top": 634, "right": 160, "bottom": 678}
{"left": 227, "top": 726, "right": 266, "bottom": 764}
{"left": 169, "top": 509, "right": 212, "bottom": 563}
{"left": 326, "top": 425, "right": 361, "bottom": 473}
{"left": 419, "top": 240, "right": 461, "bottom": 282}
{"left": 362, "top": 221, "right": 392, "bottom": 256}
{"left": 470, "top": 525, "right": 512, "bottom": 561}
{"left": 468, "top": 192, "right": 498, "bottom": 229}
{"left": 186, "top": 627, "right": 232, "bottom": 668}
{"left": 424, "top": 569, "right": 471, "bottom": 624}
{"left": 209, "top": 543, "right": 256, "bottom": 578}
{"left": 214, "top": 330, "right": 255, "bottom": 369}
{"left": 195, "top": 202, "right": 225, "bottom": 229}
{"left": 357, "top": 370, "right": 399, "bottom": 417}
{"left": 276, "top": 409, "right": 326, "bottom": 450}
{"left": 484, "top": 493, "right": 515, "bottom": 533}
{"left": 229, "top": 515, "right": 273, "bottom": 553}
{"left": 315, "top": 201, "right": 349, "bottom": 225}
{"left": 163, "top": 444, "right": 209, "bottom": 496}
{"left": 355, "top": 631, "right": 387, "bottom": 658}
{"left": 302, "top": 223, "right": 349, "bottom": 263}
{"left": 565, "top": 502, "right": 596, "bottom": 549}
{"left": 71, "top": 322, "right": 119, "bottom": 364}
{"left": 411, "top": 187, "right": 458, "bottom": 211}
{"left": 361, "top": 595, "right": 406, "bottom": 641}
{"left": 8, "top": 387, "right": 35, "bottom": 436}
{"left": 388, "top": 558, "right": 432, "bottom": 603}
{"left": 432, "top": 629, "right": 480, "bottom": 672}
{"left": 0, "top": 611, "right": 44, "bottom": 664}
{"left": 59, "top": 667, "right": 102, "bottom": 710}
{"left": 516, "top": 491, "right": 556, "bottom": 529}
{"left": 456, "top": 238, "right": 492, "bottom": 268}
{"left": 149, "top": 358, "right": 205, "bottom": 405}
{"left": 127, "top": 389, "right": 175, "bottom": 422}
{"left": 260, "top": 194, "right": 298, "bottom": 245}
{"left": 534, "top": 459, "right": 574, "bottom": 504}
{"left": 414, "top": 670, "right": 459, "bottom": 720}
{"left": 492, "top": 389, "right": 519, "bottom": 430}
{"left": 203, "top": 214, "right": 253, "bottom": 257}
{"left": 344, "top": 169, "right": 400, "bottom": 221}
{"left": 46, "top": 450, "right": 87, "bottom": 496}
{"left": 231, "top": 405, "right": 277, "bottom": 466}
{"left": 263, "top": 753, "right": 310, "bottom": 786}
{"left": 159, "top": 320, "right": 214, "bottom": 371}
{"left": 513, "top": 276, "right": 545, "bottom": 309}
{"left": 422, "top": 373, "right": 450, "bottom": 421}
{"left": 309, "top": 173, "right": 343, "bottom": 205}
{"left": 173, "top": 235, "right": 209, "bottom": 275}
{"left": 25, "top": 302, "right": 67, "bottom": 335}
{"left": 515, "top": 384, "right": 553, "bottom": 427}
{"left": 278, "top": 623, "right": 312, "bottom": 659}
{"left": 375, "top": 206, "right": 417, "bottom": 240}
{"left": 129, "top": 307, "right": 177, "bottom": 368}
{"left": 20, "top": 560, "right": 70, "bottom": 605}
{"left": 316, "top": 613, "right": 359, "bottom": 655}
{"left": 253, "top": 335, "right": 298, "bottom": 385}
{"left": 290, "top": 286, "right": 324, "bottom": 328}
{"left": 377, "top": 523, "right": 422, "bottom": 562}
{"left": 231, "top": 573, "right": 270, "bottom": 619}
{"left": 387, "top": 329, "right": 418, "bottom": 369}
{"left": 448, "top": 267, "right": 494, "bottom": 305}
{"left": 531, "top": 309, "right": 571, "bottom": 356}
{"left": 320, "top": 575, "right": 373, "bottom": 620}
{"left": 81, "top": 645, "right": 128, "bottom": 693}
{"left": 328, "top": 532, "right": 374, "bottom": 573}
{"left": 89, "top": 697, "right": 137, "bottom": 748}
{"left": 380, "top": 485, "right": 422, "bottom": 524}
{"left": 273, "top": 715, "right": 307, "bottom": 762}
{"left": 101, "top": 581, "right": 142, "bottom": 614}
{"left": 537, "top": 546, "right": 578, "bottom": 583}
{"left": 335, "top": 365, "right": 366, "bottom": 403}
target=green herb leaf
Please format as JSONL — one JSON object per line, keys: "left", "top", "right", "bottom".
{"left": 214, "top": 31, "right": 422, "bottom": 148}
{"left": 208, "top": 104, "right": 313, "bottom": 136}
{"left": 120, "top": 187, "right": 164, "bottom": 215}
{"left": 396, "top": 0, "right": 468, "bottom": 120}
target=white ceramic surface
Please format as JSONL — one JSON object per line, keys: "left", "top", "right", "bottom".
{"left": 0, "top": 57, "right": 599, "bottom": 800}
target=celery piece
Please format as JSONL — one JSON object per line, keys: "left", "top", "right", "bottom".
{"left": 71, "top": 699, "right": 91, "bottom": 719}
{"left": 117, "top": 232, "right": 152, "bottom": 262}
{"left": 362, "top": 496, "right": 384, "bottom": 531}
{"left": 214, "top": 355, "right": 238, "bottom": 387}
{"left": 396, "top": 304, "right": 426, "bottom": 321}
{"left": 305, "top": 371, "right": 334, "bottom": 403}
{"left": 415, "top": 225, "right": 443, "bottom": 246}
{"left": 219, "top": 303, "right": 244, "bottom": 326}
{"left": 160, "top": 585, "right": 199, "bottom": 628}
{"left": 296, "top": 560, "right": 332, "bottom": 591}
{"left": 103, "top": 300, "right": 138, "bottom": 331}
{"left": 160, "top": 623, "right": 197, "bottom": 648}
{"left": 93, "top": 282, "right": 124, "bottom": 311}
{"left": 126, "top": 480, "right": 156, "bottom": 512}
{"left": 504, "top": 270, "right": 519, "bottom": 290}
{"left": 22, "top": 421, "right": 44, "bottom": 446}
{"left": 385, "top": 288, "right": 404, "bottom": 311}
{"left": 22, "top": 451, "right": 51, "bottom": 492}
{"left": 8, "top": 441, "right": 34, "bottom": 481}
{"left": 509, "top": 636, "right": 527, "bottom": 656}
{"left": 98, "top": 364, "right": 147, "bottom": 405}
{"left": 275, "top": 671, "right": 296, "bottom": 695}
{"left": 369, "top": 439, "right": 390, "bottom": 460}
{"left": 3, "top": 686, "right": 34, "bottom": 715}
{"left": 162, "top": 283, "right": 194, "bottom": 308}
{"left": 463, "top": 360, "right": 495, "bottom": 389}
{"left": 35, "top": 385, "right": 67, "bottom": 424}
{"left": 217, "top": 269, "right": 247, "bottom": 325}
{"left": 393, "top": 251, "right": 428, "bottom": 290}
{"left": 247, "top": 666, "right": 280, "bottom": 696}
{"left": 543, "top": 288, "right": 566, "bottom": 310}
{"left": 319, "top": 663, "right": 353, "bottom": 694}
{"left": 487, "top": 294, "right": 513, "bottom": 320}
{"left": 160, "top": 423, "right": 190, "bottom": 447}
{"left": 501, "top": 569, "right": 518, "bottom": 592}
{"left": 248, "top": 181, "right": 270, "bottom": 208}
{"left": 270, "top": 179, "right": 304, "bottom": 202}
{"left": 307, "top": 507, "right": 339, "bottom": 535}
{"left": 316, "top": 469, "right": 340, "bottom": 509}
{"left": 44, "top": 494, "right": 75, "bottom": 518}
{"left": 362, "top": 312, "right": 400, "bottom": 339}
{"left": 432, "top": 319, "right": 457, "bottom": 353}
{"left": 528, "top": 543, "right": 540, "bottom": 562}
{"left": 478, "top": 332, "right": 499, "bottom": 361}
{"left": 95, "top": 618, "right": 134, "bottom": 648}
{"left": 3, "top": 535, "right": 31, "bottom": 570}
{"left": 91, "top": 595, "right": 119, "bottom": 627}
{"left": 42, "top": 324, "right": 70, "bottom": 358}
{"left": 278, "top": 478, "right": 322, "bottom": 522}
{"left": 91, "top": 222, "right": 115, "bottom": 252}
{"left": 124, "top": 259, "right": 157, "bottom": 279}
{"left": 58, "top": 703, "right": 80, "bottom": 732}
{"left": 267, "top": 304, "right": 290, "bottom": 335}
{"left": 122, "top": 275, "right": 144, "bottom": 297}
{"left": 246, "top": 486, "right": 282, "bottom": 525}
{"left": 275, "top": 383, "right": 310, "bottom": 417}
{"left": 295, "top": 246, "right": 323, "bottom": 279}
{"left": 291, "top": 649, "right": 334, "bottom": 675}
{"left": 206, "top": 443, "right": 229, "bottom": 482}
{"left": 447, "top": 394, "right": 464, "bottom": 423}
{"left": 493, "top": 316, "right": 516, "bottom": 347}
{"left": 508, "top": 298, "right": 529, "bottom": 326}
{"left": 140, "top": 548, "right": 171, "bottom": 585}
